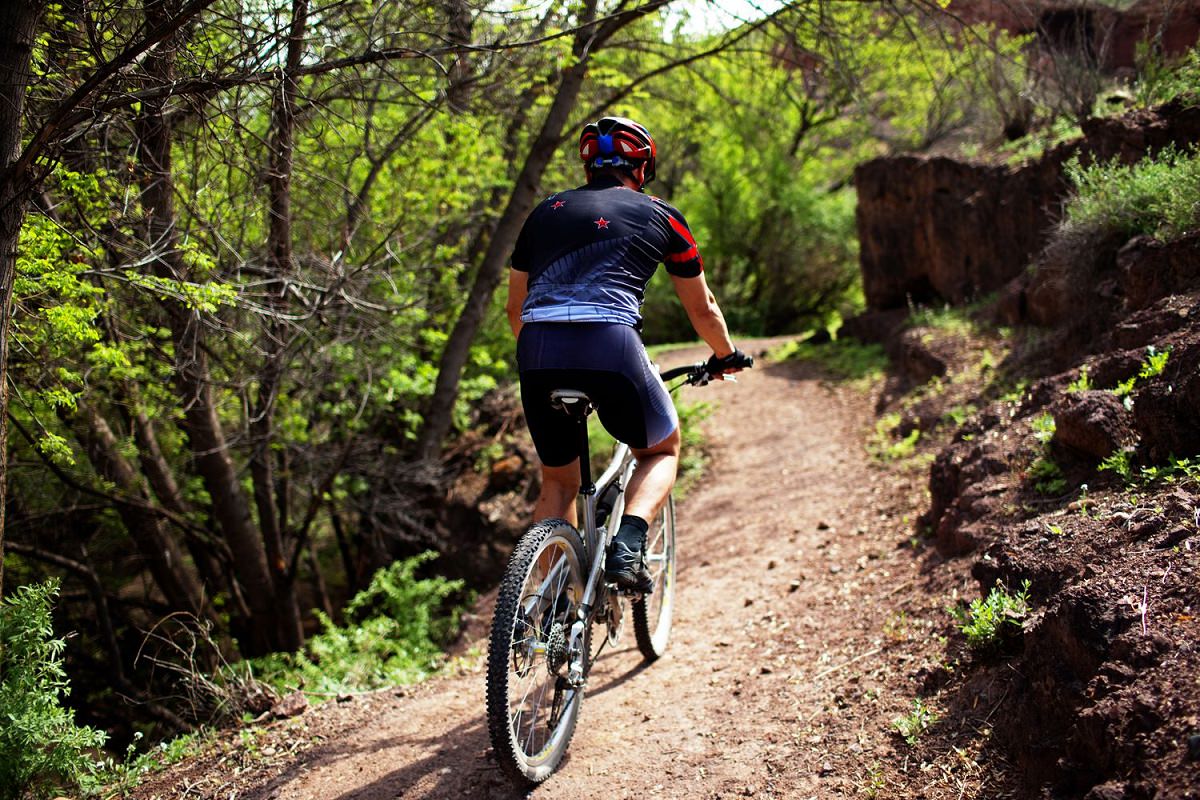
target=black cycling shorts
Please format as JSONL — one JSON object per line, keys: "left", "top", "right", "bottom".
{"left": 517, "top": 322, "right": 678, "bottom": 467}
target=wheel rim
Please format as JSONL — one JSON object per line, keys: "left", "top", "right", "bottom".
{"left": 507, "top": 536, "right": 584, "bottom": 769}
{"left": 640, "top": 499, "right": 675, "bottom": 651}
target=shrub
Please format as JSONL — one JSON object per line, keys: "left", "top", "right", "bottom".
{"left": 1063, "top": 146, "right": 1200, "bottom": 243}
{"left": 250, "top": 553, "right": 465, "bottom": 696}
{"left": 951, "top": 580, "right": 1032, "bottom": 651}
{"left": 0, "top": 580, "right": 107, "bottom": 800}
{"left": 1135, "top": 43, "right": 1200, "bottom": 107}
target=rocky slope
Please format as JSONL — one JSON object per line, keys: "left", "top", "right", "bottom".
{"left": 850, "top": 100, "right": 1200, "bottom": 799}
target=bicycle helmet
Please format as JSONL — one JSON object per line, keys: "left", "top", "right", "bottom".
{"left": 579, "top": 116, "right": 656, "bottom": 186}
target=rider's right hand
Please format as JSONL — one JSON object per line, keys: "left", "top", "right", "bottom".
{"left": 705, "top": 348, "right": 754, "bottom": 376}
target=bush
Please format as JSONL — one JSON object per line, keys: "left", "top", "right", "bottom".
{"left": 250, "top": 553, "right": 465, "bottom": 696}
{"left": 1063, "top": 146, "right": 1200, "bottom": 243}
{"left": 0, "top": 580, "right": 107, "bottom": 800}
{"left": 1135, "top": 43, "right": 1200, "bottom": 107}
{"left": 950, "top": 580, "right": 1031, "bottom": 651}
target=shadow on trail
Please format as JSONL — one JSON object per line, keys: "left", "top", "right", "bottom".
{"left": 584, "top": 651, "right": 653, "bottom": 699}
{"left": 242, "top": 653, "right": 660, "bottom": 800}
{"left": 246, "top": 713, "right": 522, "bottom": 800}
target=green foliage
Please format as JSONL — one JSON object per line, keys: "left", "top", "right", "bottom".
{"left": 1000, "top": 117, "right": 1083, "bottom": 165}
{"left": 1029, "top": 456, "right": 1067, "bottom": 496}
{"left": 1031, "top": 413, "right": 1057, "bottom": 445}
{"left": 675, "top": 400, "right": 714, "bottom": 496}
{"left": 1134, "top": 43, "right": 1200, "bottom": 107}
{"left": 1138, "top": 346, "right": 1170, "bottom": 380}
{"left": 770, "top": 337, "right": 890, "bottom": 383}
{"left": 1064, "top": 147, "right": 1200, "bottom": 243}
{"left": 1139, "top": 455, "right": 1200, "bottom": 484}
{"left": 868, "top": 413, "right": 921, "bottom": 462}
{"left": 907, "top": 304, "right": 978, "bottom": 337}
{"left": 950, "top": 580, "right": 1031, "bottom": 651}
{"left": 250, "top": 554, "right": 465, "bottom": 696}
{"left": 0, "top": 581, "right": 107, "bottom": 800}
{"left": 1110, "top": 346, "right": 1170, "bottom": 410}
{"left": 1099, "top": 449, "right": 1134, "bottom": 481}
{"left": 941, "top": 403, "right": 977, "bottom": 428}
{"left": 892, "top": 698, "right": 938, "bottom": 745}
{"left": 1066, "top": 366, "right": 1092, "bottom": 393}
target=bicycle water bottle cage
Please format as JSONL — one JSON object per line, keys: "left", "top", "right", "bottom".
{"left": 549, "top": 389, "right": 595, "bottom": 419}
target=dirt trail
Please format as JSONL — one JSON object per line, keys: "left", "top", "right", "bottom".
{"left": 137, "top": 345, "right": 1009, "bottom": 800}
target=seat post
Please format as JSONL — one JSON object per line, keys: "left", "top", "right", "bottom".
{"left": 576, "top": 417, "right": 593, "bottom": 494}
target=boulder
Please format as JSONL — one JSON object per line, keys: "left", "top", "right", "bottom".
{"left": 1118, "top": 232, "right": 1200, "bottom": 311}
{"left": 1052, "top": 390, "right": 1135, "bottom": 460}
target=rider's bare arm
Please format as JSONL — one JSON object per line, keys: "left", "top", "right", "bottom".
{"left": 506, "top": 268, "right": 528, "bottom": 339}
{"left": 671, "top": 272, "right": 735, "bottom": 358}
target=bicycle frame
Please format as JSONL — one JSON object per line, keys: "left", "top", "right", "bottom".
{"left": 550, "top": 362, "right": 709, "bottom": 686}
{"left": 557, "top": 405, "right": 635, "bottom": 685}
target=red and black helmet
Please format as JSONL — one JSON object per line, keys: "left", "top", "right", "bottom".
{"left": 579, "top": 116, "right": 656, "bottom": 186}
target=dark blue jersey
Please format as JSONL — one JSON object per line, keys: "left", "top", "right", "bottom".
{"left": 511, "top": 175, "right": 704, "bottom": 327}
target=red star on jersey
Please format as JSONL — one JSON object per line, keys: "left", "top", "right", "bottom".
{"left": 551, "top": 200, "right": 565, "bottom": 209}
{"left": 594, "top": 217, "right": 610, "bottom": 230}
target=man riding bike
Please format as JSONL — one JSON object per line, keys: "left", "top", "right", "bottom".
{"left": 506, "top": 115, "right": 752, "bottom": 593}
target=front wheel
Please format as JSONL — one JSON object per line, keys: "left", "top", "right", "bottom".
{"left": 486, "top": 519, "right": 589, "bottom": 786}
{"left": 632, "top": 495, "right": 676, "bottom": 660}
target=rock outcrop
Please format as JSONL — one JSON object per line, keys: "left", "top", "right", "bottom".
{"left": 854, "top": 100, "right": 1200, "bottom": 312}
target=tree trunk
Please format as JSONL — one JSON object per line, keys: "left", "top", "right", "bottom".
{"left": 0, "top": 0, "right": 46, "bottom": 598}
{"left": 70, "top": 402, "right": 206, "bottom": 616}
{"left": 136, "top": 0, "right": 279, "bottom": 655}
{"left": 414, "top": 0, "right": 600, "bottom": 463}
{"left": 249, "top": 0, "right": 308, "bottom": 653}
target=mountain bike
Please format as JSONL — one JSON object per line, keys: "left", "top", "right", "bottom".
{"left": 485, "top": 360, "right": 722, "bottom": 787}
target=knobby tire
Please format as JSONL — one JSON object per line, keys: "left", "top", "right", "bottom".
{"left": 632, "top": 495, "right": 676, "bottom": 661}
{"left": 486, "top": 518, "right": 589, "bottom": 786}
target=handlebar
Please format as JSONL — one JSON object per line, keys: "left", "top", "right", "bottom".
{"left": 660, "top": 361, "right": 730, "bottom": 387}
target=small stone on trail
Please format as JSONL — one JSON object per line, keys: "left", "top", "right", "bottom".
{"left": 270, "top": 690, "right": 308, "bottom": 719}
{"left": 829, "top": 564, "right": 842, "bottom": 574}
{"left": 819, "top": 761, "right": 834, "bottom": 776}
{"left": 744, "top": 598, "right": 754, "bottom": 607}
{"left": 789, "top": 579, "right": 803, "bottom": 592}
{"left": 767, "top": 559, "right": 777, "bottom": 570}
{"left": 817, "top": 521, "right": 831, "bottom": 530}
{"left": 760, "top": 666, "right": 773, "bottom": 675}
{"left": 336, "top": 693, "right": 353, "bottom": 703}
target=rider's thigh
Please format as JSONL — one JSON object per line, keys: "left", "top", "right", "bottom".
{"left": 632, "top": 424, "right": 680, "bottom": 460}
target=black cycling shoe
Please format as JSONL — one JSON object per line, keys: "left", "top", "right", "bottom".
{"left": 605, "top": 527, "right": 654, "bottom": 594}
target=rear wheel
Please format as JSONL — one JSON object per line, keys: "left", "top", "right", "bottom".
{"left": 632, "top": 495, "right": 676, "bottom": 660}
{"left": 486, "top": 519, "right": 589, "bottom": 786}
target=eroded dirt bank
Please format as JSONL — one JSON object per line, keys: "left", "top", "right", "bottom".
{"left": 132, "top": 345, "right": 1021, "bottom": 800}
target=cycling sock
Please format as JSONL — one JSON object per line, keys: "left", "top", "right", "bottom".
{"left": 616, "top": 514, "right": 649, "bottom": 545}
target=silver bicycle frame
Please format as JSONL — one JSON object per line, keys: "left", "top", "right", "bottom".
{"left": 578, "top": 441, "right": 634, "bottom": 610}
{"left": 565, "top": 439, "right": 635, "bottom": 686}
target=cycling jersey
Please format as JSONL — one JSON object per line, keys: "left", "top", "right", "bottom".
{"left": 511, "top": 174, "right": 704, "bottom": 328}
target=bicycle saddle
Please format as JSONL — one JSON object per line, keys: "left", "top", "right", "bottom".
{"left": 549, "top": 389, "right": 595, "bottom": 418}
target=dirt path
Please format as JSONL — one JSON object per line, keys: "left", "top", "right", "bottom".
{"left": 137, "top": 345, "right": 1011, "bottom": 800}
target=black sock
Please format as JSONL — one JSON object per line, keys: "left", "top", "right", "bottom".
{"left": 617, "top": 514, "right": 649, "bottom": 542}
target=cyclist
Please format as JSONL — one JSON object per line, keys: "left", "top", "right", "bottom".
{"left": 506, "top": 116, "right": 752, "bottom": 593}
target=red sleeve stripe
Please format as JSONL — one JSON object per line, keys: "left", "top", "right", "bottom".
{"left": 667, "top": 214, "right": 697, "bottom": 246}
{"left": 665, "top": 246, "right": 699, "bottom": 263}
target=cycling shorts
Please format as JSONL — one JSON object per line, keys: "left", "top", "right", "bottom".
{"left": 517, "top": 322, "right": 679, "bottom": 467}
